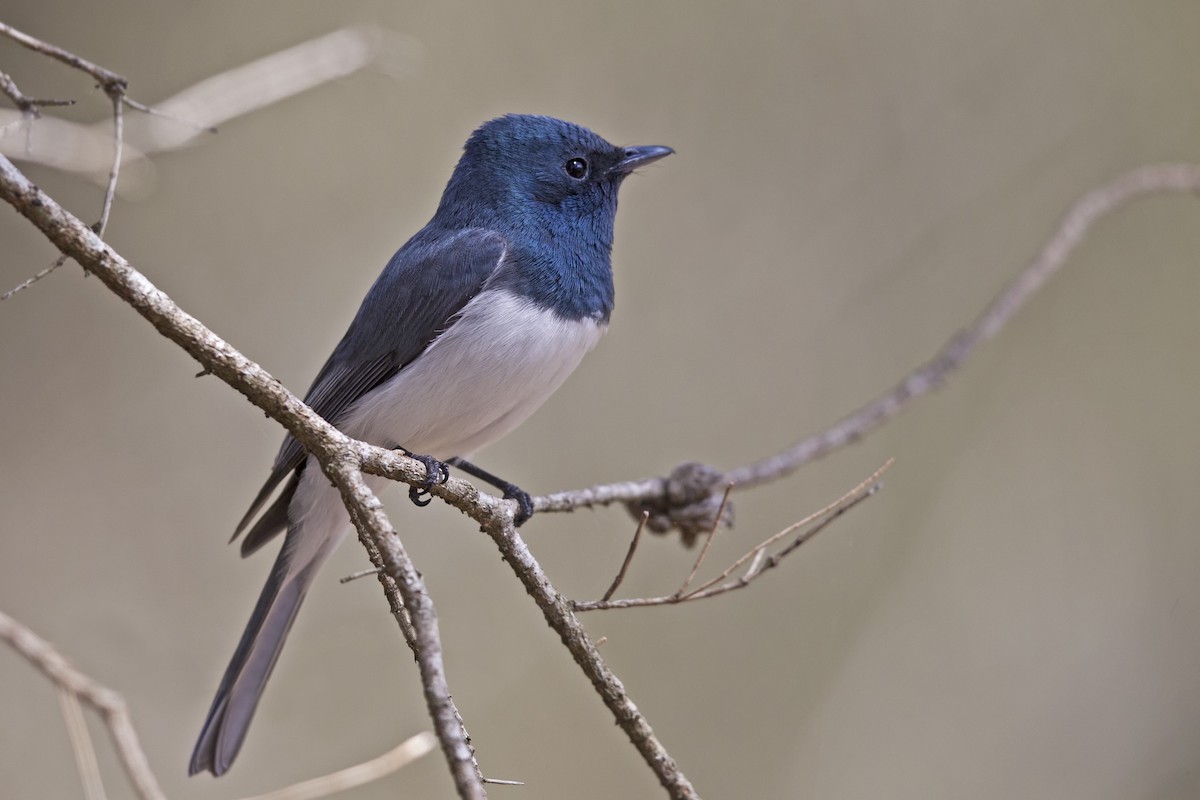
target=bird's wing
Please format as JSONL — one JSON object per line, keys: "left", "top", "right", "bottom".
{"left": 233, "top": 227, "right": 509, "bottom": 554}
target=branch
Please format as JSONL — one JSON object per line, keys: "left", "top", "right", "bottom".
{"left": 0, "top": 609, "right": 439, "bottom": 800}
{"left": 0, "top": 21, "right": 126, "bottom": 300}
{"left": 572, "top": 461, "right": 890, "bottom": 612}
{"left": 533, "top": 164, "right": 1200, "bottom": 530}
{"left": 0, "top": 610, "right": 166, "bottom": 800}
{"left": 0, "top": 22, "right": 126, "bottom": 91}
{"left": 0, "top": 69, "right": 76, "bottom": 116}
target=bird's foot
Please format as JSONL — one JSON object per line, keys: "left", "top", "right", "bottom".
{"left": 446, "top": 457, "right": 533, "bottom": 526}
{"left": 502, "top": 484, "right": 534, "bottom": 527}
{"left": 396, "top": 448, "right": 450, "bottom": 508}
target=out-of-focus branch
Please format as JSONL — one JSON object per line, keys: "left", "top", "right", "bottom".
{"left": 0, "top": 25, "right": 421, "bottom": 181}
{"left": 534, "top": 164, "right": 1200, "bottom": 533}
{"left": 237, "top": 733, "right": 438, "bottom": 800}
{"left": 0, "top": 610, "right": 165, "bottom": 800}
{"left": 0, "top": 611, "right": 438, "bottom": 800}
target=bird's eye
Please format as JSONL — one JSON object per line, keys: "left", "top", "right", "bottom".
{"left": 564, "top": 157, "right": 589, "bottom": 179}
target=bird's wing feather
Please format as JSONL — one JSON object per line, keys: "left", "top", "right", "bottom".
{"left": 233, "top": 227, "right": 509, "bottom": 551}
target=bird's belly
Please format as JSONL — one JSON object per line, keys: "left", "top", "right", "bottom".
{"left": 336, "top": 288, "right": 606, "bottom": 459}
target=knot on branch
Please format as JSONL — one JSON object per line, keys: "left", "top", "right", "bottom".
{"left": 626, "top": 461, "right": 734, "bottom": 547}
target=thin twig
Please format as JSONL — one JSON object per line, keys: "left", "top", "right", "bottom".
{"left": 602, "top": 511, "right": 649, "bottom": 601}
{"left": 674, "top": 483, "right": 732, "bottom": 597}
{"left": 0, "top": 22, "right": 127, "bottom": 91}
{"left": 1, "top": 255, "right": 68, "bottom": 300}
{"left": 340, "top": 566, "right": 383, "bottom": 584}
{"left": 0, "top": 610, "right": 166, "bottom": 800}
{"left": 572, "top": 481, "right": 880, "bottom": 612}
{"left": 571, "top": 464, "right": 887, "bottom": 612}
{"left": 0, "top": 22, "right": 125, "bottom": 302}
{"left": 94, "top": 90, "right": 123, "bottom": 237}
{"left": 0, "top": 69, "right": 75, "bottom": 114}
{"left": 689, "top": 461, "right": 893, "bottom": 597}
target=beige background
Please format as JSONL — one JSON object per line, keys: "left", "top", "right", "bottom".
{"left": 3, "top": 2, "right": 1200, "bottom": 798}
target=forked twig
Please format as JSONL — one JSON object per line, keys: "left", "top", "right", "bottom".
{"left": 0, "top": 22, "right": 126, "bottom": 299}
{"left": 0, "top": 610, "right": 165, "bottom": 800}
{"left": 572, "top": 461, "right": 891, "bottom": 612}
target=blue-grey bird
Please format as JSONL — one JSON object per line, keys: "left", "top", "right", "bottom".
{"left": 189, "top": 114, "right": 672, "bottom": 776}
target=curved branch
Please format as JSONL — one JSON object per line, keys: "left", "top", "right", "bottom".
{"left": 0, "top": 610, "right": 165, "bottom": 800}
{"left": 531, "top": 164, "right": 1200, "bottom": 516}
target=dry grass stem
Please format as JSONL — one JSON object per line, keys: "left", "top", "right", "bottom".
{"left": 237, "top": 733, "right": 438, "bottom": 800}
{"left": 0, "top": 611, "right": 166, "bottom": 800}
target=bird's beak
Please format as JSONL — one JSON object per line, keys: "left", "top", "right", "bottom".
{"left": 611, "top": 145, "right": 675, "bottom": 175}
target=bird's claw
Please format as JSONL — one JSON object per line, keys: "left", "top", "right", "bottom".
{"left": 399, "top": 450, "right": 450, "bottom": 509}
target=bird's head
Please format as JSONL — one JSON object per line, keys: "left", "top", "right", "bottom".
{"left": 439, "top": 114, "right": 673, "bottom": 232}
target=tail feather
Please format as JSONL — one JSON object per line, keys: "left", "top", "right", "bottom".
{"left": 189, "top": 540, "right": 316, "bottom": 777}
{"left": 239, "top": 471, "right": 300, "bottom": 557}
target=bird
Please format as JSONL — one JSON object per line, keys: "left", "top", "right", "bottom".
{"left": 189, "top": 114, "right": 672, "bottom": 776}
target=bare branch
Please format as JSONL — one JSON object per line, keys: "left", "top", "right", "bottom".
{"left": 237, "top": 733, "right": 437, "bottom": 800}
{"left": 692, "top": 460, "right": 893, "bottom": 597}
{"left": 534, "top": 164, "right": 1200, "bottom": 528}
{"left": 727, "top": 166, "right": 1200, "bottom": 487}
{"left": 94, "top": 91, "right": 122, "bottom": 237}
{"left": 0, "top": 22, "right": 127, "bottom": 91}
{"left": 0, "top": 22, "right": 127, "bottom": 300}
{"left": 0, "top": 610, "right": 166, "bottom": 800}
{"left": 0, "top": 69, "right": 75, "bottom": 115}
{"left": 464, "top": 510, "right": 702, "bottom": 799}
{"left": 1, "top": 254, "right": 69, "bottom": 300}
{"left": 572, "top": 462, "right": 889, "bottom": 612}
{"left": 340, "top": 566, "right": 384, "bottom": 583}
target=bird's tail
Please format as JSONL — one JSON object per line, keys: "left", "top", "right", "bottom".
{"left": 188, "top": 533, "right": 320, "bottom": 777}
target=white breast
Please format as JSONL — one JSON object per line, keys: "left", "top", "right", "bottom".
{"left": 336, "top": 288, "right": 606, "bottom": 460}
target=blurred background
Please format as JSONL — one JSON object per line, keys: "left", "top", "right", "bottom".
{"left": 3, "top": 1, "right": 1200, "bottom": 798}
